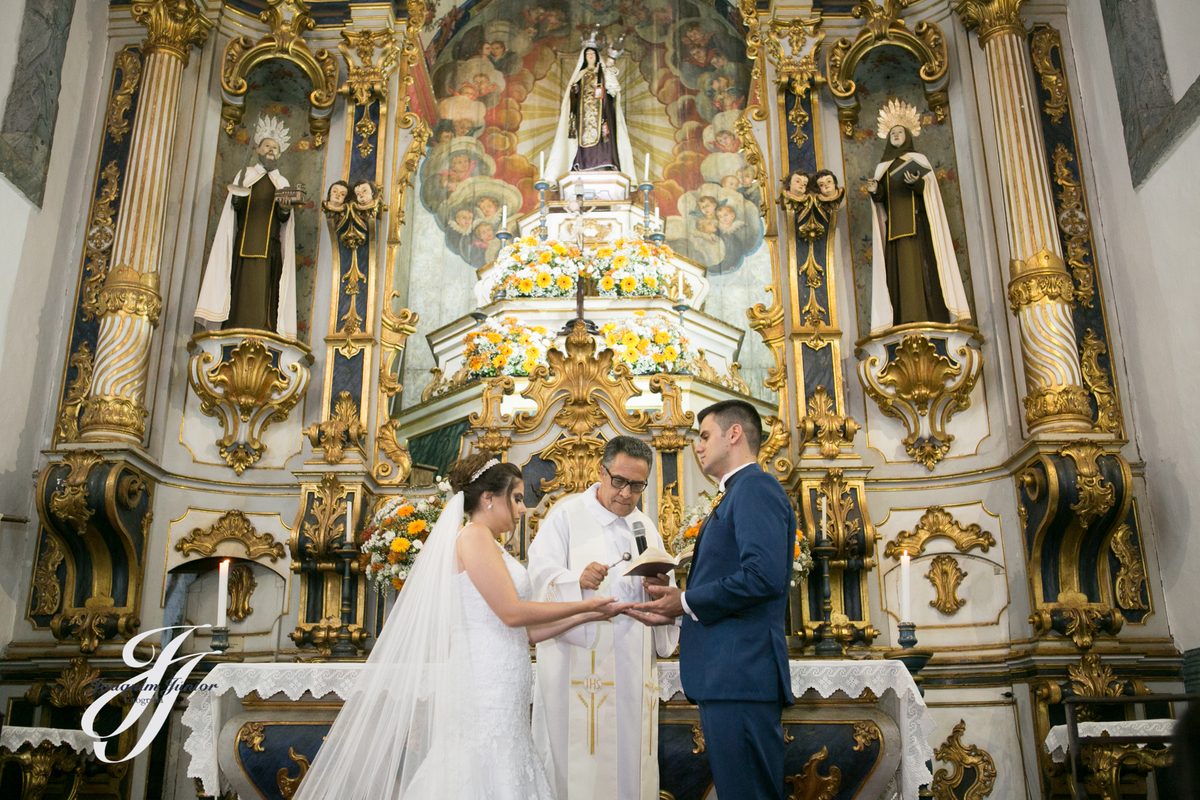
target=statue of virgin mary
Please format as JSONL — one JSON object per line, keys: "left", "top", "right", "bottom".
{"left": 544, "top": 31, "right": 635, "bottom": 183}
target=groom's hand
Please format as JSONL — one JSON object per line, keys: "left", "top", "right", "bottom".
{"left": 580, "top": 562, "right": 609, "bottom": 591}
{"left": 627, "top": 584, "right": 684, "bottom": 625}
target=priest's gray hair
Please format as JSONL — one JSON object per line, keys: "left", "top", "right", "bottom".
{"left": 601, "top": 436, "right": 653, "bottom": 469}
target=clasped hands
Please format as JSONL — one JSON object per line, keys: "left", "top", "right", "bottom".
{"left": 579, "top": 561, "right": 683, "bottom": 627}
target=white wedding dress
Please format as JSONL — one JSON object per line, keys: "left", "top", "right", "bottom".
{"left": 292, "top": 494, "right": 555, "bottom": 800}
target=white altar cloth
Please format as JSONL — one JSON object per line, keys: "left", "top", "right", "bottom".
{"left": 1043, "top": 719, "right": 1175, "bottom": 763}
{"left": 0, "top": 725, "right": 97, "bottom": 756}
{"left": 183, "top": 659, "right": 935, "bottom": 797}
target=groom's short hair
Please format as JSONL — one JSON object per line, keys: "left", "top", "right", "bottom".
{"left": 601, "top": 436, "right": 653, "bottom": 469}
{"left": 698, "top": 400, "right": 763, "bottom": 454}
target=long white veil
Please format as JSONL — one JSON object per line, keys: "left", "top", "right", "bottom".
{"left": 292, "top": 492, "right": 486, "bottom": 799}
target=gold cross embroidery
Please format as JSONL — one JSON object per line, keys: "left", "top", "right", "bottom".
{"left": 571, "top": 650, "right": 614, "bottom": 754}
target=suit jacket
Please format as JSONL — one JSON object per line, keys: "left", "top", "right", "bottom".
{"left": 680, "top": 464, "right": 796, "bottom": 704}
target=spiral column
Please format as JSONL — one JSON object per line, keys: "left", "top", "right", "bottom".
{"left": 956, "top": 0, "right": 1090, "bottom": 433}
{"left": 79, "top": 0, "right": 211, "bottom": 442}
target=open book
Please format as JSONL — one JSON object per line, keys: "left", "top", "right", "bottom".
{"left": 622, "top": 545, "right": 694, "bottom": 578}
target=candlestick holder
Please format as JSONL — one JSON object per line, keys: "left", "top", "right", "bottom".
{"left": 496, "top": 229, "right": 513, "bottom": 245}
{"left": 885, "top": 621, "right": 933, "bottom": 695}
{"left": 535, "top": 177, "right": 551, "bottom": 241}
{"left": 811, "top": 523, "right": 845, "bottom": 658}
{"left": 637, "top": 180, "right": 654, "bottom": 240}
{"left": 208, "top": 626, "right": 243, "bottom": 662}
{"left": 648, "top": 231, "right": 666, "bottom": 245}
{"left": 329, "top": 532, "right": 362, "bottom": 659}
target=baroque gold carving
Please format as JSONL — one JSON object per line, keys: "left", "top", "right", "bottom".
{"left": 536, "top": 434, "right": 606, "bottom": 497}
{"left": 1081, "top": 741, "right": 1171, "bottom": 800}
{"left": 131, "top": 0, "right": 213, "bottom": 66}
{"left": 931, "top": 719, "right": 997, "bottom": 800}
{"left": 1059, "top": 441, "right": 1115, "bottom": 530}
{"left": 1069, "top": 653, "right": 1122, "bottom": 702}
{"left": 188, "top": 336, "right": 311, "bottom": 474}
{"left": 375, "top": 420, "right": 413, "bottom": 485}
{"left": 785, "top": 746, "right": 841, "bottom": 800}
{"left": 55, "top": 343, "right": 94, "bottom": 443}
{"left": 758, "top": 415, "right": 791, "bottom": 473}
{"left": 277, "top": 747, "right": 310, "bottom": 799}
{"left": 826, "top": 3, "right": 948, "bottom": 135}
{"left": 228, "top": 563, "right": 257, "bottom": 622}
{"left": 515, "top": 320, "right": 650, "bottom": 436}
{"left": 1008, "top": 248, "right": 1075, "bottom": 308}
{"left": 690, "top": 722, "right": 705, "bottom": 754}
{"left": 1050, "top": 144, "right": 1096, "bottom": 308}
{"left": 1024, "top": 385, "right": 1093, "bottom": 429}
{"left": 306, "top": 392, "right": 365, "bottom": 464}
{"left": 659, "top": 484, "right": 683, "bottom": 551}
{"left": 858, "top": 332, "right": 982, "bottom": 470}
{"left": 338, "top": 27, "right": 400, "bottom": 106}
{"left": 734, "top": 113, "right": 770, "bottom": 220}
{"left": 106, "top": 50, "right": 143, "bottom": 145}
{"left": 300, "top": 474, "right": 347, "bottom": 560}
{"left": 94, "top": 264, "right": 162, "bottom": 324}
{"left": 885, "top": 506, "right": 996, "bottom": 559}
{"left": 747, "top": 285, "right": 788, "bottom": 394}
{"left": 78, "top": 397, "right": 150, "bottom": 442}
{"left": 799, "top": 386, "right": 860, "bottom": 459}
{"left": 175, "top": 510, "right": 286, "bottom": 561}
{"left": 236, "top": 722, "right": 266, "bottom": 753}
{"left": 32, "top": 532, "right": 65, "bottom": 616}
{"left": 852, "top": 720, "right": 881, "bottom": 752}
{"left": 49, "top": 657, "right": 99, "bottom": 709}
{"left": 926, "top": 554, "right": 967, "bottom": 615}
{"left": 955, "top": 0, "right": 1029, "bottom": 47}
{"left": 1080, "top": 330, "right": 1122, "bottom": 435}
{"left": 1110, "top": 525, "right": 1149, "bottom": 612}
{"left": 1029, "top": 25, "right": 1068, "bottom": 123}
{"left": 0, "top": 741, "right": 84, "bottom": 800}
{"left": 1029, "top": 590, "right": 1123, "bottom": 650}
{"left": 219, "top": 0, "right": 338, "bottom": 146}
{"left": 49, "top": 451, "right": 105, "bottom": 535}
{"left": 80, "top": 161, "right": 122, "bottom": 322}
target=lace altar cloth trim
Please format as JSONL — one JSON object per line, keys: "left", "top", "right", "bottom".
{"left": 184, "top": 660, "right": 935, "bottom": 798}
{"left": 0, "top": 725, "right": 97, "bottom": 756}
{"left": 658, "top": 659, "right": 935, "bottom": 800}
{"left": 183, "top": 663, "right": 365, "bottom": 796}
{"left": 1044, "top": 720, "right": 1175, "bottom": 763}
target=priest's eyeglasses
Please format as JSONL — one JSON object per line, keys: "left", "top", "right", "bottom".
{"left": 602, "top": 466, "right": 647, "bottom": 494}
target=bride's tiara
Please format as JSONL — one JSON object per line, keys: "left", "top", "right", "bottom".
{"left": 470, "top": 458, "right": 501, "bottom": 483}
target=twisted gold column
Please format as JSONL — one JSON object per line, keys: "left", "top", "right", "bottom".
{"left": 80, "top": 0, "right": 211, "bottom": 442}
{"left": 957, "top": 0, "right": 1090, "bottom": 433}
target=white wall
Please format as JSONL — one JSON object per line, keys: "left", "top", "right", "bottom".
{"left": 1153, "top": 0, "right": 1200, "bottom": 102}
{"left": 0, "top": 0, "right": 109, "bottom": 651}
{"left": 1068, "top": 0, "right": 1200, "bottom": 650}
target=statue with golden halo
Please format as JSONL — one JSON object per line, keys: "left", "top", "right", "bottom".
{"left": 864, "top": 99, "right": 970, "bottom": 334}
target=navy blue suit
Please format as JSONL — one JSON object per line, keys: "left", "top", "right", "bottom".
{"left": 681, "top": 464, "right": 796, "bottom": 799}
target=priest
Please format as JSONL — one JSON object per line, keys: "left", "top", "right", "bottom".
{"left": 529, "top": 436, "right": 679, "bottom": 800}
{"left": 195, "top": 115, "right": 302, "bottom": 340}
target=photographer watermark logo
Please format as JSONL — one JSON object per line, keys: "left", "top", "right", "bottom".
{"left": 82, "top": 625, "right": 217, "bottom": 763}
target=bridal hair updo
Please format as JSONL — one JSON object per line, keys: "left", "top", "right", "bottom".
{"left": 447, "top": 452, "right": 522, "bottom": 514}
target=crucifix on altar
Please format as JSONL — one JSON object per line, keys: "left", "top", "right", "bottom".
{"left": 561, "top": 186, "right": 600, "bottom": 335}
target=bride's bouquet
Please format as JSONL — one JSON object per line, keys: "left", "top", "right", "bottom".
{"left": 361, "top": 480, "right": 452, "bottom": 593}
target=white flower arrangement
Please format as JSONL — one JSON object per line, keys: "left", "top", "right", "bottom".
{"left": 463, "top": 315, "right": 555, "bottom": 378}
{"left": 792, "top": 529, "right": 813, "bottom": 587}
{"left": 360, "top": 488, "right": 451, "bottom": 594}
{"left": 594, "top": 239, "right": 672, "bottom": 298}
{"left": 600, "top": 312, "right": 695, "bottom": 375}
{"left": 483, "top": 237, "right": 589, "bottom": 300}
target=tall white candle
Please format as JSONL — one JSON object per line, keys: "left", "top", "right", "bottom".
{"left": 820, "top": 495, "right": 827, "bottom": 539}
{"left": 346, "top": 494, "right": 353, "bottom": 541}
{"left": 899, "top": 551, "right": 911, "bottom": 622}
{"left": 501, "top": 204, "right": 508, "bottom": 229}
{"left": 644, "top": 153, "right": 650, "bottom": 183}
{"left": 540, "top": 151, "right": 545, "bottom": 177}
{"left": 217, "top": 559, "right": 230, "bottom": 628}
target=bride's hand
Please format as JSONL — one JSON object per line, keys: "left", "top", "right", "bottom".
{"left": 585, "top": 595, "right": 619, "bottom": 613}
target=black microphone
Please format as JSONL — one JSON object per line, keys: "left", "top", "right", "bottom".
{"left": 632, "top": 521, "right": 648, "bottom": 555}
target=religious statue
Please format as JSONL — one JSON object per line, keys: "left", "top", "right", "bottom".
{"left": 545, "top": 28, "right": 635, "bottom": 181}
{"left": 781, "top": 170, "right": 808, "bottom": 202}
{"left": 323, "top": 179, "right": 382, "bottom": 249}
{"left": 195, "top": 116, "right": 306, "bottom": 340}
{"left": 864, "top": 100, "right": 970, "bottom": 335}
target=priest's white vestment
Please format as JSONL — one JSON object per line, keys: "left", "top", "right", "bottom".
{"left": 529, "top": 484, "right": 680, "bottom": 800}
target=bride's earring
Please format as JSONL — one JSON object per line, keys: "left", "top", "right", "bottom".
{"left": 487, "top": 502, "right": 493, "bottom": 510}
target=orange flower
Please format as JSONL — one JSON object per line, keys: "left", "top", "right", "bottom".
{"left": 613, "top": 255, "right": 630, "bottom": 269}
{"left": 392, "top": 578, "right": 403, "bottom": 590}
{"left": 397, "top": 505, "right": 415, "bottom": 517}
{"left": 538, "top": 251, "right": 553, "bottom": 264}
{"left": 407, "top": 519, "right": 427, "bottom": 535}
{"left": 556, "top": 274, "right": 573, "bottom": 291}
{"left": 600, "top": 276, "right": 615, "bottom": 290}
{"left": 684, "top": 524, "right": 700, "bottom": 539}
{"left": 387, "top": 551, "right": 400, "bottom": 564}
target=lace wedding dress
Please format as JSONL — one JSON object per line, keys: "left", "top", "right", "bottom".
{"left": 292, "top": 494, "right": 554, "bottom": 800}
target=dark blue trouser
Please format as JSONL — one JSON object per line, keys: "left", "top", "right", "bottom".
{"left": 698, "top": 699, "right": 786, "bottom": 799}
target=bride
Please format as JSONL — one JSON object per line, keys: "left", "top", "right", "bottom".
{"left": 292, "top": 453, "right": 625, "bottom": 799}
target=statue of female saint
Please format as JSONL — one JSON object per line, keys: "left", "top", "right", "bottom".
{"left": 544, "top": 30, "right": 635, "bottom": 181}
{"left": 865, "top": 100, "right": 971, "bottom": 335}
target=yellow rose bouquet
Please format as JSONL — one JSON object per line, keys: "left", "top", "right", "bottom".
{"left": 599, "top": 312, "right": 695, "bottom": 375}
{"left": 482, "top": 237, "right": 589, "bottom": 299}
{"left": 360, "top": 481, "right": 452, "bottom": 593}
{"left": 463, "top": 315, "right": 554, "bottom": 378}
{"left": 594, "top": 239, "right": 672, "bottom": 298}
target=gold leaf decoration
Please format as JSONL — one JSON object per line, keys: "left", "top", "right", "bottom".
{"left": 175, "top": 510, "right": 286, "bottom": 561}
{"left": 227, "top": 563, "right": 257, "bottom": 622}
{"left": 885, "top": 506, "right": 996, "bottom": 559}
{"left": 931, "top": 719, "right": 996, "bottom": 800}
{"left": 926, "top": 554, "right": 967, "bottom": 615}
{"left": 785, "top": 746, "right": 841, "bottom": 800}
{"left": 1109, "top": 525, "right": 1149, "bottom": 612}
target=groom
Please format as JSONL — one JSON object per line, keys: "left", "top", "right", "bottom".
{"left": 629, "top": 399, "right": 795, "bottom": 799}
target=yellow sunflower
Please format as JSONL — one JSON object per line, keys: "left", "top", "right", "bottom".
{"left": 517, "top": 278, "right": 535, "bottom": 293}
{"left": 664, "top": 345, "right": 679, "bottom": 361}
{"left": 600, "top": 276, "right": 615, "bottom": 290}
{"left": 493, "top": 354, "right": 506, "bottom": 368}
{"left": 654, "top": 331, "right": 670, "bottom": 345}
{"left": 535, "top": 272, "right": 552, "bottom": 288}
{"left": 538, "top": 251, "right": 553, "bottom": 264}
{"left": 486, "top": 332, "right": 502, "bottom": 344}
{"left": 556, "top": 274, "right": 573, "bottom": 291}
{"left": 644, "top": 276, "right": 657, "bottom": 288}
{"left": 597, "top": 247, "right": 614, "bottom": 258}
{"left": 407, "top": 520, "right": 427, "bottom": 535}
{"left": 613, "top": 255, "right": 630, "bottom": 269}
{"left": 620, "top": 276, "right": 637, "bottom": 292}
{"left": 391, "top": 537, "right": 411, "bottom": 553}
